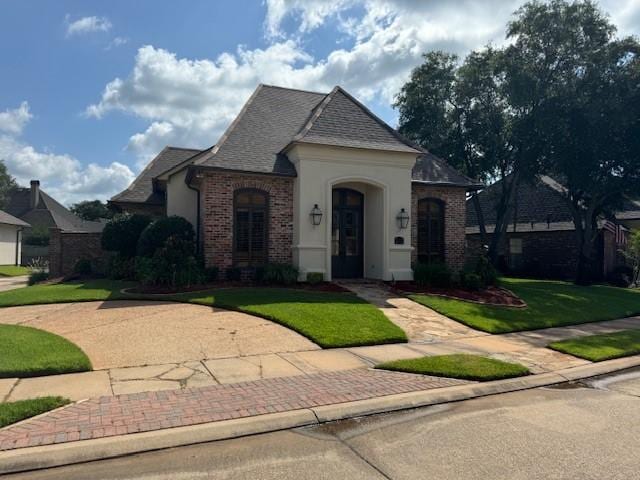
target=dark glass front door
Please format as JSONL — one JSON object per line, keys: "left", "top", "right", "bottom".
{"left": 332, "top": 188, "right": 364, "bottom": 278}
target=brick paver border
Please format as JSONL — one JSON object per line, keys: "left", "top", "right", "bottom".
{"left": 0, "top": 369, "right": 466, "bottom": 451}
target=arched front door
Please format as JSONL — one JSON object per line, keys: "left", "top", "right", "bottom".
{"left": 331, "top": 188, "right": 364, "bottom": 278}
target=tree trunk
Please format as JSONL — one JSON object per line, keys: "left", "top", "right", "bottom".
{"left": 570, "top": 205, "right": 599, "bottom": 286}
{"left": 471, "top": 192, "right": 487, "bottom": 247}
{"left": 488, "top": 171, "right": 521, "bottom": 266}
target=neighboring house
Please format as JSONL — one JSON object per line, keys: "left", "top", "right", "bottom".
{"left": 5, "top": 180, "right": 104, "bottom": 265}
{"left": 0, "top": 209, "right": 29, "bottom": 265}
{"left": 466, "top": 175, "right": 636, "bottom": 280}
{"left": 112, "top": 84, "right": 480, "bottom": 281}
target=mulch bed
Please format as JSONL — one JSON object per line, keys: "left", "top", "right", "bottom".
{"left": 127, "top": 281, "right": 350, "bottom": 295}
{"left": 389, "top": 282, "right": 526, "bottom": 307}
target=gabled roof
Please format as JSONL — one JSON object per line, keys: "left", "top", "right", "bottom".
{"left": 412, "top": 153, "right": 482, "bottom": 189}
{"left": 111, "top": 147, "right": 203, "bottom": 205}
{"left": 192, "top": 85, "right": 326, "bottom": 176}
{"left": 0, "top": 209, "right": 29, "bottom": 227}
{"left": 288, "top": 86, "right": 422, "bottom": 154}
{"left": 5, "top": 188, "right": 104, "bottom": 233}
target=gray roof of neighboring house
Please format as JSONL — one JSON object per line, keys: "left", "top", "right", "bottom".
{"left": 412, "top": 153, "right": 482, "bottom": 188}
{"left": 0, "top": 209, "right": 29, "bottom": 227}
{"left": 5, "top": 188, "right": 104, "bottom": 233}
{"left": 111, "top": 147, "right": 203, "bottom": 205}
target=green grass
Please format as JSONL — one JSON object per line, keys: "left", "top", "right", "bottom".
{"left": 410, "top": 278, "right": 640, "bottom": 334}
{"left": 172, "top": 288, "right": 407, "bottom": 348}
{"left": 0, "top": 265, "right": 30, "bottom": 277}
{"left": 549, "top": 329, "right": 640, "bottom": 362}
{"left": 0, "top": 280, "right": 407, "bottom": 348}
{"left": 376, "top": 354, "right": 529, "bottom": 381}
{"left": 0, "top": 397, "right": 70, "bottom": 428}
{"left": 0, "top": 324, "right": 92, "bottom": 378}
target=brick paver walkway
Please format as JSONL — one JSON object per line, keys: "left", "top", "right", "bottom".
{"left": 0, "top": 369, "right": 467, "bottom": 451}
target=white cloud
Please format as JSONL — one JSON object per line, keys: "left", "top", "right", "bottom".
{"left": 0, "top": 102, "right": 32, "bottom": 136}
{"left": 105, "top": 36, "right": 128, "bottom": 50}
{"left": 66, "top": 15, "right": 112, "bottom": 37}
{"left": 88, "top": 0, "right": 639, "bottom": 164}
{"left": 0, "top": 102, "right": 133, "bottom": 204}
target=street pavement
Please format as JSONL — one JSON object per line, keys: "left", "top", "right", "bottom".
{"left": 7, "top": 368, "right": 640, "bottom": 480}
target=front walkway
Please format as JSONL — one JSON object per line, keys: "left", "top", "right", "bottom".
{"left": 0, "top": 275, "right": 28, "bottom": 292}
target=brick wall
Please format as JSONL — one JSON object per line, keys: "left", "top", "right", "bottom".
{"left": 49, "top": 229, "right": 110, "bottom": 277}
{"left": 411, "top": 184, "right": 467, "bottom": 272}
{"left": 200, "top": 172, "right": 294, "bottom": 275}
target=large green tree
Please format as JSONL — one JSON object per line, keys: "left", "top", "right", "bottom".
{"left": 0, "top": 160, "right": 17, "bottom": 210}
{"left": 504, "top": 0, "right": 640, "bottom": 284}
{"left": 395, "top": 49, "right": 526, "bottom": 264}
{"left": 70, "top": 200, "right": 114, "bottom": 221}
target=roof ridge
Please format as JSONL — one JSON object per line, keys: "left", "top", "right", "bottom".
{"left": 260, "top": 84, "right": 328, "bottom": 96}
{"left": 290, "top": 87, "right": 336, "bottom": 143}
{"left": 111, "top": 146, "right": 173, "bottom": 201}
{"left": 154, "top": 146, "right": 212, "bottom": 180}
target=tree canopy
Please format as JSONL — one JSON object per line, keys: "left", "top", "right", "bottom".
{"left": 70, "top": 200, "right": 114, "bottom": 221}
{"left": 0, "top": 160, "right": 17, "bottom": 210}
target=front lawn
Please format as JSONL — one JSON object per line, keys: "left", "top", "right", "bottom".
{"left": 0, "top": 324, "right": 92, "bottom": 378}
{"left": 0, "top": 265, "right": 30, "bottom": 277}
{"left": 376, "top": 354, "right": 529, "bottom": 381}
{"left": 549, "top": 329, "right": 640, "bottom": 362}
{"left": 0, "top": 397, "right": 70, "bottom": 428}
{"left": 0, "top": 280, "right": 407, "bottom": 348}
{"left": 411, "top": 278, "right": 640, "bottom": 334}
{"left": 173, "top": 288, "right": 407, "bottom": 348}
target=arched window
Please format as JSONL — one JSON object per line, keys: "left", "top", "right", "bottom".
{"left": 234, "top": 189, "right": 268, "bottom": 267}
{"left": 417, "top": 198, "right": 445, "bottom": 264}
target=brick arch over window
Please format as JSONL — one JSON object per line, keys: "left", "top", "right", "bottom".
{"left": 417, "top": 198, "right": 445, "bottom": 264}
{"left": 233, "top": 188, "right": 269, "bottom": 267}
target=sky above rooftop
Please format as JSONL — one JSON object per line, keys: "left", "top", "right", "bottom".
{"left": 1, "top": 0, "right": 638, "bottom": 204}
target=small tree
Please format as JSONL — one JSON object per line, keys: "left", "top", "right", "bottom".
{"left": 137, "top": 216, "right": 195, "bottom": 258}
{"left": 101, "top": 214, "right": 152, "bottom": 258}
{"left": 71, "top": 200, "right": 114, "bottom": 221}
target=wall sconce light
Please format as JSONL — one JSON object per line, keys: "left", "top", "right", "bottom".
{"left": 310, "top": 204, "right": 323, "bottom": 226}
{"left": 396, "top": 208, "right": 410, "bottom": 229}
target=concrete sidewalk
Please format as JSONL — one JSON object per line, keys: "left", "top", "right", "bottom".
{"left": 3, "top": 314, "right": 639, "bottom": 402}
{"left": 0, "top": 276, "right": 28, "bottom": 293}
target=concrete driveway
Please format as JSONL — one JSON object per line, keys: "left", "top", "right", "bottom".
{"left": 0, "top": 275, "right": 29, "bottom": 292}
{"left": 1, "top": 301, "right": 319, "bottom": 369}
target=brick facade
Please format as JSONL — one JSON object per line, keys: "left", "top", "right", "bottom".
{"left": 411, "top": 184, "right": 467, "bottom": 272}
{"left": 49, "top": 229, "right": 110, "bottom": 277}
{"left": 200, "top": 172, "right": 294, "bottom": 275}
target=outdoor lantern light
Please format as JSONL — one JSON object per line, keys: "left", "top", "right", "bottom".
{"left": 310, "top": 204, "right": 323, "bottom": 226}
{"left": 397, "top": 208, "right": 410, "bottom": 229}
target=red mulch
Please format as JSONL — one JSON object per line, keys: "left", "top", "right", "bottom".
{"left": 389, "top": 281, "right": 526, "bottom": 307}
{"left": 127, "top": 281, "right": 350, "bottom": 295}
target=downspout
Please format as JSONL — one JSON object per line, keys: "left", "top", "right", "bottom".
{"left": 15, "top": 227, "right": 22, "bottom": 266}
{"left": 185, "top": 170, "right": 201, "bottom": 255}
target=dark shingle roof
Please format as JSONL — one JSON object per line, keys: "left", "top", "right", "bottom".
{"left": 291, "top": 87, "right": 421, "bottom": 154}
{"left": 0, "top": 209, "right": 29, "bottom": 227}
{"left": 466, "top": 175, "right": 574, "bottom": 228}
{"left": 5, "top": 188, "right": 104, "bottom": 233}
{"left": 193, "top": 85, "right": 326, "bottom": 175}
{"left": 412, "top": 153, "right": 482, "bottom": 188}
{"left": 111, "top": 147, "right": 202, "bottom": 204}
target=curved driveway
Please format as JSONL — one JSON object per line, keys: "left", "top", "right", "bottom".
{"left": 0, "top": 300, "right": 319, "bottom": 369}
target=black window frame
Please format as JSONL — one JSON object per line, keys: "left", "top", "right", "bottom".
{"left": 233, "top": 188, "right": 269, "bottom": 267}
{"left": 417, "top": 197, "right": 445, "bottom": 264}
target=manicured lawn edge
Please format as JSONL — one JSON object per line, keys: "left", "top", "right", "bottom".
{"left": 0, "top": 397, "right": 70, "bottom": 428}
{"left": 0, "top": 266, "right": 30, "bottom": 277}
{"left": 409, "top": 278, "right": 640, "bottom": 334}
{"left": 375, "top": 354, "right": 530, "bottom": 381}
{"left": 549, "top": 329, "right": 640, "bottom": 362}
{"left": 0, "top": 324, "right": 92, "bottom": 378}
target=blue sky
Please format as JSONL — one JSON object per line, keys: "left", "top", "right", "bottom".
{"left": 1, "top": 0, "right": 638, "bottom": 204}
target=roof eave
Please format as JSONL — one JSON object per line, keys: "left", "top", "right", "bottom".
{"left": 412, "top": 179, "right": 484, "bottom": 190}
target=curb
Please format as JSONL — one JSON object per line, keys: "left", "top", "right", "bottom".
{"left": 2, "top": 355, "right": 639, "bottom": 474}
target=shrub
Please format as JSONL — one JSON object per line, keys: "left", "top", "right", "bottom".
{"left": 137, "top": 216, "right": 195, "bottom": 258}
{"left": 474, "top": 254, "right": 499, "bottom": 287}
{"left": 413, "top": 262, "right": 452, "bottom": 288}
{"left": 106, "top": 254, "right": 136, "bottom": 280}
{"left": 73, "top": 258, "right": 92, "bottom": 275}
{"left": 204, "top": 266, "right": 220, "bottom": 283}
{"left": 136, "top": 236, "right": 203, "bottom": 288}
{"left": 607, "top": 265, "right": 634, "bottom": 288}
{"left": 306, "top": 272, "right": 324, "bottom": 285}
{"left": 460, "top": 272, "right": 482, "bottom": 291}
{"left": 28, "top": 270, "right": 48, "bottom": 286}
{"left": 101, "top": 214, "right": 151, "bottom": 258}
{"left": 258, "top": 263, "right": 299, "bottom": 285}
{"left": 226, "top": 267, "right": 242, "bottom": 281}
